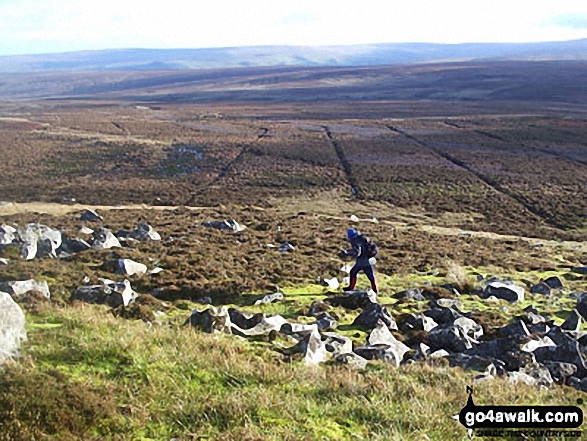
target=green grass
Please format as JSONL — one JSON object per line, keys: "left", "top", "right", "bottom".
{"left": 0, "top": 299, "right": 582, "bottom": 440}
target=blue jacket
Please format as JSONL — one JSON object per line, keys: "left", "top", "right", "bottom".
{"left": 343, "top": 235, "right": 372, "bottom": 266}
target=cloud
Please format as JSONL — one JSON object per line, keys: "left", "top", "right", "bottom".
{"left": 547, "top": 13, "right": 587, "bottom": 30}
{"left": 280, "top": 12, "right": 316, "bottom": 26}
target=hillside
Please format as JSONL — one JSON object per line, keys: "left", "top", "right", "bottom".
{"left": 1, "top": 39, "right": 587, "bottom": 73}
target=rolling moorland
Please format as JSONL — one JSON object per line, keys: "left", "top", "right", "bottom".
{"left": 0, "top": 58, "right": 586, "bottom": 440}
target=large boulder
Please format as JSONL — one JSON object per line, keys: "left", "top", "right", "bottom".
{"left": 71, "top": 279, "right": 137, "bottom": 308}
{"left": 428, "top": 325, "right": 476, "bottom": 353}
{"left": 18, "top": 223, "right": 62, "bottom": 259}
{"left": 0, "top": 279, "right": 50, "bottom": 299}
{"left": 483, "top": 280, "right": 525, "bottom": 302}
{"left": 129, "top": 223, "right": 161, "bottom": 241}
{"left": 352, "top": 301, "right": 397, "bottom": 330}
{"left": 79, "top": 209, "right": 103, "bottom": 222}
{"left": 0, "top": 291, "right": 27, "bottom": 366}
{"left": 202, "top": 219, "right": 246, "bottom": 233}
{"left": 92, "top": 227, "right": 121, "bottom": 250}
{"left": 117, "top": 259, "right": 148, "bottom": 276}
{"left": 0, "top": 224, "right": 16, "bottom": 245}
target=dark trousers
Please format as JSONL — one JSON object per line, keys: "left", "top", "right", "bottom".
{"left": 347, "top": 262, "right": 377, "bottom": 292}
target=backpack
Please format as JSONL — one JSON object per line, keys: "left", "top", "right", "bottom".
{"left": 364, "top": 237, "right": 378, "bottom": 258}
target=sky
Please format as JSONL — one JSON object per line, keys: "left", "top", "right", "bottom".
{"left": 1, "top": 0, "right": 587, "bottom": 56}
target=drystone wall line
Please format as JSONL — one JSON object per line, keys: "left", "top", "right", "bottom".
{"left": 321, "top": 125, "right": 363, "bottom": 199}
{"left": 385, "top": 125, "right": 563, "bottom": 230}
{"left": 111, "top": 121, "right": 130, "bottom": 135}
{"left": 473, "top": 127, "right": 587, "bottom": 167}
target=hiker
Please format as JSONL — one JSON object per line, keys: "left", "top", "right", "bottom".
{"left": 338, "top": 228, "right": 378, "bottom": 293}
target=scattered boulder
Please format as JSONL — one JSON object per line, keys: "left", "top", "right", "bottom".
{"left": 307, "top": 300, "right": 331, "bottom": 316}
{"left": 561, "top": 310, "right": 584, "bottom": 332}
{"left": 313, "top": 312, "right": 338, "bottom": 331}
{"left": 427, "top": 325, "right": 476, "bottom": 353}
{"left": 543, "top": 361, "right": 577, "bottom": 383}
{"left": 0, "top": 224, "right": 16, "bottom": 245}
{"left": 323, "top": 278, "right": 340, "bottom": 290}
{"left": 186, "top": 306, "right": 232, "bottom": 334}
{"left": 325, "top": 291, "right": 372, "bottom": 310}
{"left": 117, "top": 259, "right": 148, "bottom": 276}
{"left": 202, "top": 219, "right": 246, "bottom": 232}
{"left": 18, "top": 223, "right": 62, "bottom": 259}
{"left": 333, "top": 352, "right": 368, "bottom": 369}
{"left": 394, "top": 288, "right": 425, "bottom": 301}
{"left": 92, "top": 228, "right": 121, "bottom": 250}
{"left": 71, "top": 279, "right": 138, "bottom": 308}
{"left": 353, "top": 341, "right": 410, "bottom": 367}
{"left": 323, "top": 332, "right": 353, "bottom": 355}
{"left": 483, "top": 280, "right": 525, "bottom": 302}
{"left": 129, "top": 223, "right": 161, "bottom": 241}
{"left": 423, "top": 306, "right": 462, "bottom": 326}
{"left": 575, "top": 293, "right": 587, "bottom": 320}
{"left": 530, "top": 282, "right": 551, "bottom": 296}
{"left": 254, "top": 292, "right": 283, "bottom": 305}
{"left": 0, "top": 291, "right": 27, "bottom": 366}
{"left": 0, "top": 280, "right": 50, "bottom": 299}
{"left": 498, "top": 319, "right": 530, "bottom": 340}
{"left": 397, "top": 313, "right": 438, "bottom": 333}
{"left": 352, "top": 301, "right": 397, "bottom": 330}
{"left": 277, "top": 242, "right": 295, "bottom": 253}
{"left": 543, "top": 276, "right": 563, "bottom": 289}
{"left": 59, "top": 236, "right": 91, "bottom": 255}
{"left": 79, "top": 209, "right": 103, "bottom": 222}
{"left": 571, "top": 266, "right": 587, "bottom": 275}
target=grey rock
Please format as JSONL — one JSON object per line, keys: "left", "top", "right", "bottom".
{"left": 18, "top": 223, "right": 62, "bottom": 259}
{"left": 483, "top": 281, "right": 525, "bottom": 302}
{"left": 352, "top": 301, "right": 397, "bottom": 330}
{"left": 521, "top": 336, "right": 556, "bottom": 352}
{"left": 117, "top": 259, "right": 148, "bottom": 276}
{"left": 568, "top": 376, "right": 581, "bottom": 390}
{"left": 543, "top": 361, "right": 577, "bottom": 383}
{"left": 561, "top": 310, "right": 584, "bottom": 332}
{"left": 353, "top": 343, "right": 409, "bottom": 367}
{"left": 427, "top": 325, "right": 476, "bottom": 353}
{"left": 453, "top": 316, "right": 484, "bottom": 340}
{"left": 79, "top": 209, "right": 103, "bottom": 222}
{"left": 506, "top": 371, "right": 539, "bottom": 386}
{"left": 543, "top": 276, "right": 563, "bottom": 289}
{"left": 326, "top": 291, "right": 372, "bottom": 310}
{"left": 202, "top": 219, "right": 246, "bottom": 233}
{"left": 0, "top": 291, "right": 27, "bottom": 366}
{"left": 227, "top": 308, "right": 264, "bottom": 330}
{"left": 71, "top": 279, "right": 137, "bottom": 308}
{"left": 277, "top": 242, "right": 295, "bottom": 253}
{"left": 575, "top": 293, "right": 587, "bottom": 320}
{"left": 520, "top": 362, "right": 554, "bottom": 387}
{"left": 0, "top": 224, "right": 16, "bottom": 245}
{"left": 498, "top": 319, "right": 530, "bottom": 339}
{"left": 313, "top": 312, "right": 338, "bottom": 331}
{"left": 308, "top": 300, "right": 331, "bottom": 316}
{"left": 254, "top": 292, "right": 284, "bottom": 305}
{"left": 394, "top": 288, "right": 425, "bottom": 301}
{"left": 530, "top": 282, "right": 551, "bottom": 296}
{"left": 571, "top": 266, "right": 587, "bottom": 275}
{"left": 92, "top": 227, "right": 121, "bottom": 250}
{"left": 333, "top": 352, "right": 368, "bottom": 369}
{"left": 424, "top": 307, "right": 462, "bottom": 325}
{"left": 59, "top": 237, "right": 91, "bottom": 254}
{"left": 0, "top": 279, "right": 50, "bottom": 299}
{"left": 323, "top": 332, "right": 353, "bottom": 355}
{"left": 284, "top": 327, "right": 327, "bottom": 365}
{"left": 398, "top": 313, "right": 438, "bottom": 333}
{"left": 129, "top": 223, "right": 161, "bottom": 241}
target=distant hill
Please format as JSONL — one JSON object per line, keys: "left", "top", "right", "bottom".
{"left": 1, "top": 39, "right": 587, "bottom": 72}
